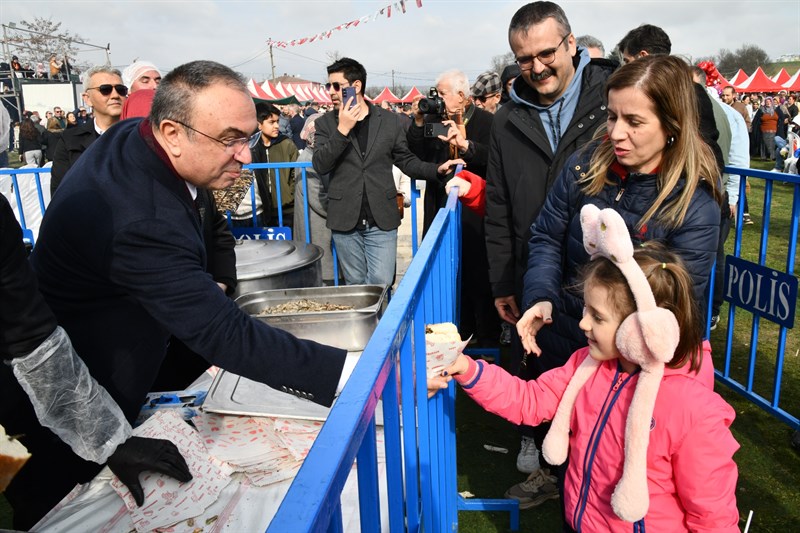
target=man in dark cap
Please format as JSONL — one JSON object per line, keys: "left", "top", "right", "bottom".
{"left": 499, "top": 63, "right": 520, "bottom": 106}
{"left": 471, "top": 71, "right": 502, "bottom": 114}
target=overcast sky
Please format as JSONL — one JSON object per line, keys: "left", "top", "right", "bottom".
{"left": 3, "top": 0, "right": 799, "bottom": 90}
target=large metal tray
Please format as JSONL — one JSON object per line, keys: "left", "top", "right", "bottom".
{"left": 202, "top": 351, "right": 384, "bottom": 423}
{"left": 234, "top": 284, "right": 389, "bottom": 352}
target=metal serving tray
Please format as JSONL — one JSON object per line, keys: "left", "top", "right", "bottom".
{"left": 201, "top": 351, "right": 387, "bottom": 423}
{"left": 234, "top": 284, "right": 389, "bottom": 352}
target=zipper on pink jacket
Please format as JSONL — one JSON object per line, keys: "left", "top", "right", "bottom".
{"left": 573, "top": 363, "right": 638, "bottom": 531}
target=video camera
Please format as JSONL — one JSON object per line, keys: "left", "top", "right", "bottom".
{"left": 418, "top": 87, "right": 446, "bottom": 116}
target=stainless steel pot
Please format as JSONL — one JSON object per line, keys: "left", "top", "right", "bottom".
{"left": 234, "top": 284, "right": 389, "bottom": 351}
{"left": 233, "top": 239, "right": 323, "bottom": 298}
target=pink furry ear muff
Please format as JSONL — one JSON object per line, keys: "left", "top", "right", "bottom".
{"left": 542, "top": 204, "right": 681, "bottom": 523}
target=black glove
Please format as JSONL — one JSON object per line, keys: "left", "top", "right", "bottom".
{"left": 107, "top": 436, "right": 193, "bottom": 506}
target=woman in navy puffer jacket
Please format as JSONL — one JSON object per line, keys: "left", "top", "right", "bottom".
{"left": 516, "top": 55, "right": 722, "bottom": 372}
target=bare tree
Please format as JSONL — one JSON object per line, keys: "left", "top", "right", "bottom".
{"left": 325, "top": 50, "right": 343, "bottom": 64}
{"left": 490, "top": 51, "right": 515, "bottom": 76}
{"left": 5, "top": 17, "right": 93, "bottom": 75}
{"left": 715, "top": 44, "right": 770, "bottom": 78}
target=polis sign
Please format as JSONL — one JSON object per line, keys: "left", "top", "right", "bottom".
{"left": 231, "top": 226, "right": 292, "bottom": 241}
{"left": 724, "top": 256, "right": 797, "bottom": 329}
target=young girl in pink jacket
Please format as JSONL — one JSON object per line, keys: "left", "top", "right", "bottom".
{"left": 431, "top": 205, "right": 740, "bottom": 532}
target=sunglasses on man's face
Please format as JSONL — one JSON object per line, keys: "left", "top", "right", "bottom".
{"left": 324, "top": 81, "right": 350, "bottom": 92}
{"left": 86, "top": 84, "right": 129, "bottom": 97}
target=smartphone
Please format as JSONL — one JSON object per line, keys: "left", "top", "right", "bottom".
{"left": 424, "top": 122, "right": 449, "bottom": 138}
{"left": 342, "top": 86, "right": 357, "bottom": 109}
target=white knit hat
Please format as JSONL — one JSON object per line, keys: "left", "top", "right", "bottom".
{"left": 122, "top": 60, "right": 161, "bottom": 89}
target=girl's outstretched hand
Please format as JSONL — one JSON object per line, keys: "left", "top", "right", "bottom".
{"left": 426, "top": 354, "right": 471, "bottom": 398}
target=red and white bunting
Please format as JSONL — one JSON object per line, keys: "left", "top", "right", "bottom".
{"left": 267, "top": 1, "right": 423, "bottom": 48}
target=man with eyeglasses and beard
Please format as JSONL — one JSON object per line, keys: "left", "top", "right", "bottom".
{"left": 483, "top": 1, "right": 616, "bottom": 510}
{"left": 9, "top": 61, "right": 352, "bottom": 528}
{"left": 50, "top": 66, "right": 128, "bottom": 195}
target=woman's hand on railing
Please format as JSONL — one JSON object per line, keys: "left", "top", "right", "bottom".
{"left": 427, "top": 374, "right": 451, "bottom": 398}
{"left": 445, "top": 176, "right": 471, "bottom": 197}
{"left": 517, "top": 301, "right": 553, "bottom": 356}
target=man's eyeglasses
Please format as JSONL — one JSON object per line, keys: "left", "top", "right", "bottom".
{"left": 324, "top": 81, "right": 350, "bottom": 92}
{"left": 86, "top": 84, "right": 129, "bottom": 97}
{"left": 515, "top": 34, "right": 570, "bottom": 71}
{"left": 173, "top": 119, "right": 260, "bottom": 155}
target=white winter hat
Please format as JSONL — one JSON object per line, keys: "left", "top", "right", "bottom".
{"left": 122, "top": 60, "right": 161, "bottom": 88}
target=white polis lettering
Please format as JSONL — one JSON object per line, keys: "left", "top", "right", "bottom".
{"left": 726, "top": 264, "right": 792, "bottom": 321}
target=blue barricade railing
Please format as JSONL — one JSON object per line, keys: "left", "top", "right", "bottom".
{"left": 709, "top": 165, "right": 800, "bottom": 430}
{"left": 268, "top": 189, "right": 462, "bottom": 532}
{"left": 0, "top": 166, "right": 51, "bottom": 246}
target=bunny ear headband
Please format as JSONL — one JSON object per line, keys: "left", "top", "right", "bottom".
{"left": 542, "top": 204, "right": 680, "bottom": 523}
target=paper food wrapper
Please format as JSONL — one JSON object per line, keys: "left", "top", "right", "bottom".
{"left": 425, "top": 323, "right": 470, "bottom": 379}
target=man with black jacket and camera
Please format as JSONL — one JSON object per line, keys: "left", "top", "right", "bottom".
{"left": 406, "top": 69, "right": 498, "bottom": 347}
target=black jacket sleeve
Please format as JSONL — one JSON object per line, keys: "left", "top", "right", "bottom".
{"left": 0, "top": 196, "right": 57, "bottom": 358}
{"left": 694, "top": 84, "right": 725, "bottom": 177}
{"left": 49, "top": 135, "right": 69, "bottom": 196}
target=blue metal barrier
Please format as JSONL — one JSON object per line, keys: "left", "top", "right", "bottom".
{"left": 711, "top": 165, "right": 800, "bottom": 430}
{"left": 268, "top": 189, "right": 519, "bottom": 532}
{"left": 0, "top": 166, "right": 50, "bottom": 245}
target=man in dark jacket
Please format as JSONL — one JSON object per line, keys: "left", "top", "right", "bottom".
{"left": 313, "top": 57, "right": 457, "bottom": 286}
{"left": 616, "top": 23, "right": 725, "bottom": 173}
{"left": 0, "top": 195, "right": 191, "bottom": 529}
{"left": 407, "top": 68, "right": 499, "bottom": 346}
{"left": 484, "top": 1, "right": 616, "bottom": 504}
{"left": 50, "top": 65, "right": 126, "bottom": 195}
{"left": 22, "top": 61, "right": 349, "bottom": 524}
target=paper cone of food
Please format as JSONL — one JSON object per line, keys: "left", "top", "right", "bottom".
{"left": 0, "top": 424, "right": 30, "bottom": 492}
{"left": 425, "top": 323, "right": 470, "bottom": 379}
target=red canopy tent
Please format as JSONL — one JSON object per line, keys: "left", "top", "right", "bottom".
{"left": 247, "top": 79, "right": 272, "bottom": 99}
{"left": 728, "top": 69, "right": 748, "bottom": 86}
{"left": 287, "top": 83, "right": 314, "bottom": 102}
{"left": 371, "top": 87, "right": 402, "bottom": 104}
{"left": 736, "top": 67, "right": 783, "bottom": 93}
{"left": 311, "top": 85, "right": 333, "bottom": 104}
{"left": 782, "top": 70, "right": 800, "bottom": 92}
{"left": 260, "top": 80, "right": 282, "bottom": 100}
{"left": 272, "top": 82, "right": 289, "bottom": 99}
{"left": 772, "top": 68, "right": 791, "bottom": 86}
{"left": 400, "top": 86, "right": 424, "bottom": 103}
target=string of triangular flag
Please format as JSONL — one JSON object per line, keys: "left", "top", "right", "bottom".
{"left": 267, "top": 0, "right": 423, "bottom": 49}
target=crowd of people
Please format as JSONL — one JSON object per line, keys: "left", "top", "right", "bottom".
{"left": 2, "top": 0, "right": 798, "bottom": 530}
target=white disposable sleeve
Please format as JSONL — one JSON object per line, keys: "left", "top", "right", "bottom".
{"left": 8, "top": 326, "right": 132, "bottom": 463}
{"left": 335, "top": 352, "right": 361, "bottom": 395}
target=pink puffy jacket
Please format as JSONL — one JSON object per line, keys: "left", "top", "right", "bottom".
{"left": 455, "top": 345, "right": 740, "bottom": 532}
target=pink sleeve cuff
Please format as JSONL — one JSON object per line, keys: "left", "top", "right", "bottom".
{"left": 454, "top": 357, "right": 483, "bottom": 388}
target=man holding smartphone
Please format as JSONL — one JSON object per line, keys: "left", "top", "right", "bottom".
{"left": 313, "top": 57, "right": 460, "bottom": 287}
